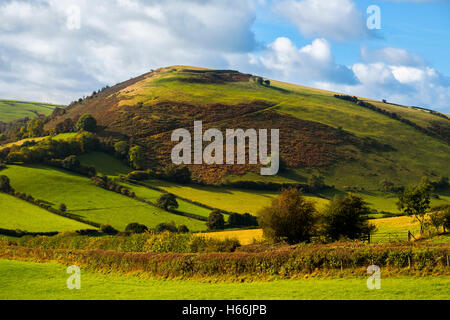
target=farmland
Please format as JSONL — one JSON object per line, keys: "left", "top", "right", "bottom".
{"left": 143, "top": 179, "right": 329, "bottom": 215}
{"left": 0, "top": 165, "right": 207, "bottom": 231}
{"left": 0, "top": 99, "right": 60, "bottom": 122}
{"left": 0, "top": 193, "right": 91, "bottom": 232}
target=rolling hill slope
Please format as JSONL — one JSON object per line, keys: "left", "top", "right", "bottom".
{"left": 1, "top": 165, "right": 207, "bottom": 231}
{"left": 0, "top": 99, "right": 61, "bottom": 122}
{"left": 44, "top": 66, "right": 450, "bottom": 189}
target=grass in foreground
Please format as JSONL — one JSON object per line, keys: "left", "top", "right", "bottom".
{"left": 0, "top": 259, "right": 448, "bottom": 300}
{"left": 0, "top": 193, "right": 91, "bottom": 232}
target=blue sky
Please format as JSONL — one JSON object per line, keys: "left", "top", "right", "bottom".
{"left": 0, "top": 0, "right": 449, "bottom": 112}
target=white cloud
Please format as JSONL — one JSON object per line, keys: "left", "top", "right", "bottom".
{"left": 275, "top": 0, "right": 371, "bottom": 42}
{"left": 0, "top": 0, "right": 258, "bottom": 104}
{"left": 361, "top": 46, "right": 425, "bottom": 66}
{"left": 317, "top": 61, "right": 450, "bottom": 112}
{"left": 245, "top": 37, "right": 356, "bottom": 85}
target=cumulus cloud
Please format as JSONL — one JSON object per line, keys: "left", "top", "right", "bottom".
{"left": 0, "top": 0, "right": 258, "bottom": 104}
{"left": 317, "top": 60, "right": 450, "bottom": 112}
{"left": 246, "top": 37, "right": 357, "bottom": 85}
{"left": 275, "top": 0, "right": 372, "bottom": 42}
{"left": 360, "top": 47, "right": 425, "bottom": 66}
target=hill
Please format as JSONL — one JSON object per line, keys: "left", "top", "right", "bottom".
{"left": 44, "top": 66, "right": 450, "bottom": 189}
{"left": 0, "top": 99, "right": 61, "bottom": 123}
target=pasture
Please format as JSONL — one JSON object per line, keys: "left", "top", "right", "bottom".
{"left": 0, "top": 259, "right": 448, "bottom": 300}
{"left": 1, "top": 165, "right": 207, "bottom": 231}
{"left": 0, "top": 99, "right": 60, "bottom": 122}
{"left": 144, "top": 179, "right": 329, "bottom": 215}
{"left": 0, "top": 193, "right": 91, "bottom": 232}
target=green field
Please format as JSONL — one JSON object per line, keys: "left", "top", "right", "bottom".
{"left": 0, "top": 259, "right": 448, "bottom": 300}
{"left": 0, "top": 99, "right": 60, "bottom": 122}
{"left": 1, "top": 165, "right": 207, "bottom": 231}
{"left": 0, "top": 193, "right": 91, "bottom": 232}
{"left": 78, "top": 152, "right": 133, "bottom": 176}
{"left": 143, "top": 179, "right": 329, "bottom": 215}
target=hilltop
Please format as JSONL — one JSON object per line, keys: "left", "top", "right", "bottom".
{"left": 44, "top": 66, "right": 450, "bottom": 189}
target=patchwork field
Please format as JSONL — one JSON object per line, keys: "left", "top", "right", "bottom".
{"left": 78, "top": 152, "right": 133, "bottom": 176}
{"left": 144, "top": 179, "right": 329, "bottom": 215}
{"left": 0, "top": 193, "right": 91, "bottom": 232}
{"left": 0, "top": 259, "right": 448, "bottom": 300}
{"left": 198, "top": 214, "right": 426, "bottom": 245}
{"left": 0, "top": 99, "right": 60, "bottom": 122}
{"left": 1, "top": 165, "right": 207, "bottom": 231}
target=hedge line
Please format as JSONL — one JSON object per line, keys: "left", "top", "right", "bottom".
{"left": 3, "top": 232, "right": 240, "bottom": 253}
{"left": 0, "top": 228, "right": 58, "bottom": 238}
{"left": 1, "top": 242, "right": 448, "bottom": 279}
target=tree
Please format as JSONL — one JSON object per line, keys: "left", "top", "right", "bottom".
{"left": 207, "top": 211, "right": 225, "bottom": 230}
{"left": 258, "top": 188, "right": 318, "bottom": 244}
{"left": 308, "top": 174, "right": 325, "bottom": 192}
{"left": 75, "top": 114, "right": 97, "bottom": 132}
{"left": 164, "top": 164, "right": 191, "bottom": 184}
{"left": 156, "top": 193, "right": 178, "bottom": 211}
{"left": 59, "top": 203, "right": 67, "bottom": 213}
{"left": 397, "top": 182, "right": 433, "bottom": 234}
{"left": 0, "top": 175, "right": 12, "bottom": 193}
{"left": 322, "top": 194, "right": 375, "bottom": 241}
{"left": 129, "top": 145, "right": 145, "bottom": 169}
{"left": 443, "top": 207, "right": 450, "bottom": 233}
{"left": 380, "top": 179, "right": 395, "bottom": 192}
{"left": 100, "top": 224, "right": 118, "bottom": 235}
{"left": 114, "top": 141, "right": 129, "bottom": 158}
{"left": 155, "top": 222, "right": 178, "bottom": 234}
{"left": 125, "top": 223, "right": 148, "bottom": 234}
{"left": 27, "top": 118, "right": 45, "bottom": 137}
{"left": 178, "top": 225, "right": 190, "bottom": 233}
{"left": 428, "top": 211, "right": 445, "bottom": 233}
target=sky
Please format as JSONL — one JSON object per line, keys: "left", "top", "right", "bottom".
{"left": 0, "top": 0, "right": 449, "bottom": 112}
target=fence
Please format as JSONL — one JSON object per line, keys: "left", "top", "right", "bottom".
{"left": 362, "top": 230, "right": 416, "bottom": 244}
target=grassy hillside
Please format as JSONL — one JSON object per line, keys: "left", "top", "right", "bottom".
{"left": 1, "top": 165, "right": 207, "bottom": 231}
{"left": 44, "top": 66, "right": 450, "bottom": 189}
{"left": 78, "top": 152, "right": 133, "bottom": 176}
{"left": 2, "top": 259, "right": 449, "bottom": 299}
{"left": 143, "top": 179, "right": 329, "bottom": 215}
{"left": 0, "top": 99, "right": 60, "bottom": 122}
{"left": 0, "top": 193, "right": 91, "bottom": 232}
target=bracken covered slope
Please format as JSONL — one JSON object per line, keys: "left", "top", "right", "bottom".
{"left": 45, "top": 66, "right": 450, "bottom": 187}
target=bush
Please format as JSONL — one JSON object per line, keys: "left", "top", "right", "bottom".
{"left": 126, "top": 170, "right": 151, "bottom": 181}
{"left": 100, "top": 224, "right": 119, "bottom": 235}
{"left": 0, "top": 175, "right": 13, "bottom": 193}
{"left": 178, "top": 225, "right": 190, "bottom": 233}
{"left": 125, "top": 223, "right": 148, "bottom": 234}
{"left": 207, "top": 211, "right": 225, "bottom": 230}
{"left": 227, "top": 212, "right": 258, "bottom": 227}
{"left": 258, "top": 188, "right": 317, "bottom": 244}
{"left": 59, "top": 203, "right": 67, "bottom": 213}
{"left": 156, "top": 193, "right": 178, "bottom": 211}
{"left": 155, "top": 222, "right": 178, "bottom": 234}
{"left": 129, "top": 145, "right": 145, "bottom": 170}
{"left": 322, "top": 194, "right": 375, "bottom": 241}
